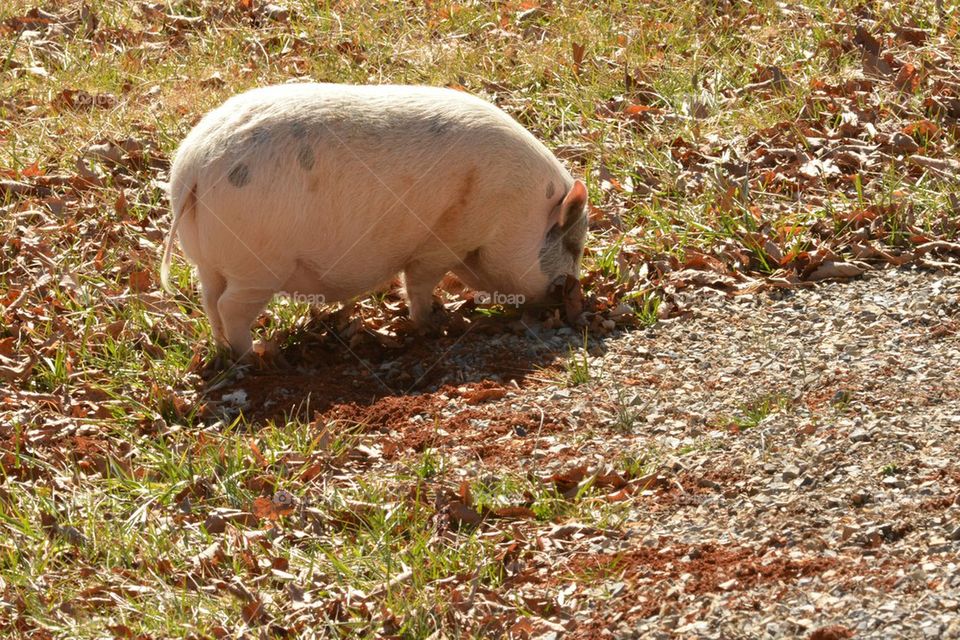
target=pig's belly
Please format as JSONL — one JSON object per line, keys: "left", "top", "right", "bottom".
{"left": 278, "top": 255, "right": 398, "bottom": 303}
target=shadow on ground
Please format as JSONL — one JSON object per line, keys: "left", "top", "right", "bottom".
{"left": 200, "top": 310, "right": 617, "bottom": 425}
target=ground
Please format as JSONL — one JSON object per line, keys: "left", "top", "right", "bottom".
{"left": 2, "top": 1, "right": 960, "bottom": 639}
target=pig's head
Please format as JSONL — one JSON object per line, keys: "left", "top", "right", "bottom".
{"left": 529, "top": 179, "right": 589, "bottom": 299}
{"left": 454, "top": 180, "right": 588, "bottom": 307}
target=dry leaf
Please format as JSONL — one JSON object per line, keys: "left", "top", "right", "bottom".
{"left": 807, "top": 261, "right": 864, "bottom": 281}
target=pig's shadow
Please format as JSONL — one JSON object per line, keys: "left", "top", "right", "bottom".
{"left": 204, "top": 313, "right": 611, "bottom": 422}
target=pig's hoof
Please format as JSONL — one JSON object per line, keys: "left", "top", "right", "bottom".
{"left": 202, "top": 348, "right": 235, "bottom": 377}
{"left": 411, "top": 308, "right": 448, "bottom": 338}
{"left": 246, "top": 338, "right": 289, "bottom": 369}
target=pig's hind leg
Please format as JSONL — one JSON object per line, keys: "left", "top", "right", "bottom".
{"left": 217, "top": 283, "right": 275, "bottom": 357}
{"left": 196, "top": 266, "right": 227, "bottom": 347}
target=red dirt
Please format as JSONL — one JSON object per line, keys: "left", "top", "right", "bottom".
{"left": 808, "top": 625, "right": 855, "bottom": 640}
{"left": 559, "top": 540, "right": 864, "bottom": 639}
{"left": 324, "top": 390, "right": 562, "bottom": 466}
{"left": 565, "top": 542, "right": 839, "bottom": 598}
{"left": 636, "top": 468, "right": 751, "bottom": 514}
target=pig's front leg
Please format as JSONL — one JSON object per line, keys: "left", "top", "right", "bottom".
{"left": 402, "top": 258, "right": 449, "bottom": 329}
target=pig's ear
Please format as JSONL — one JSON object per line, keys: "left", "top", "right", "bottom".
{"left": 559, "top": 180, "right": 588, "bottom": 228}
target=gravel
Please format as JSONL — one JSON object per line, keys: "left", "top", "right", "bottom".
{"left": 458, "top": 266, "right": 959, "bottom": 639}
{"left": 555, "top": 267, "right": 960, "bottom": 639}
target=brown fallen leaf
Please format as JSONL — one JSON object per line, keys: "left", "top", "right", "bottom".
{"left": 129, "top": 270, "right": 152, "bottom": 292}
{"left": 53, "top": 88, "right": 117, "bottom": 111}
{"left": 807, "top": 261, "right": 864, "bottom": 281}
{"left": 0, "top": 180, "right": 49, "bottom": 197}
{"left": 887, "top": 131, "right": 919, "bottom": 154}
{"left": 447, "top": 500, "right": 483, "bottom": 527}
{"left": 204, "top": 508, "right": 258, "bottom": 533}
{"left": 861, "top": 52, "right": 895, "bottom": 78}
{"left": 252, "top": 490, "right": 297, "bottom": 520}
{"left": 915, "top": 241, "right": 960, "bottom": 257}
{"left": 853, "top": 25, "right": 882, "bottom": 57}
{"left": 894, "top": 63, "right": 921, "bottom": 93}
{"left": 0, "top": 355, "right": 34, "bottom": 382}
{"left": 40, "top": 512, "right": 86, "bottom": 546}
{"left": 849, "top": 242, "right": 914, "bottom": 266}
{"left": 668, "top": 268, "right": 738, "bottom": 290}
{"left": 571, "top": 41, "right": 585, "bottom": 76}
{"left": 492, "top": 506, "right": 537, "bottom": 519}
{"left": 547, "top": 465, "right": 587, "bottom": 497}
{"left": 902, "top": 119, "right": 939, "bottom": 141}
{"left": 604, "top": 486, "right": 635, "bottom": 502}
{"left": 893, "top": 25, "right": 928, "bottom": 45}
{"left": 434, "top": 485, "right": 485, "bottom": 529}
{"left": 241, "top": 598, "right": 268, "bottom": 625}
{"left": 907, "top": 154, "right": 960, "bottom": 175}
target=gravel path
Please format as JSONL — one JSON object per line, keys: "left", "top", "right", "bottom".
{"left": 534, "top": 267, "right": 960, "bottom": 639}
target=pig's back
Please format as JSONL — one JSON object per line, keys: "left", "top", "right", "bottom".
{"left": 179, "top": 83, "right": 562, "bottom": 191}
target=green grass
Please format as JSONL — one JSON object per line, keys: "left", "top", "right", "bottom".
{"left": 727, "top": 392, "right": 792, "bottom": 430}
{"left": 565, "top": 334, "right": 592, "bottom": 386}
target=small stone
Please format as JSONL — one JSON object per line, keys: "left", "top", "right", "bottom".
{"left": 831, "top": 389, "right": 853, "bottom": 405}
{"left": 782, "top": 465, "right": 801, "bottom": 482}
{"left": 718, "top": 578, "right": 738, "bottom": 591}
{"left": 849, "top": 429, "right": 871, "bottom": 442}
{"left": 949, "top": 525, "right": 960, "bottom": 541}
{"left": 882, "top": 476, "right": 906, "bottom": 489}
{"left": 851, "top": 492, "right": 871, "bottom": 506}
{"left": 840, "top": 524, "right": 860, "bottom": 542}
{"left": 697, "top": 477, "right": 721, "bottom": 490}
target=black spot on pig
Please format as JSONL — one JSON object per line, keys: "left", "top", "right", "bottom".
{"left": 248, "top": 127, "right": 270, "bottom": 147}
{"left": 546, "top": 181, "right": 556, "bottom": 199}
{"left": 427, "top": 115, "right": 451, "bottom": 135}
{"left": 297, "top": 145, "right": 315, "bottom": 171}
{"left": 290, "top": 122, "right": 307, "bottom": 138}
{"left": 228, "top": 163, "right": 250, "bottom": 188}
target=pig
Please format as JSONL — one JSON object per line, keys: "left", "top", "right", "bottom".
{"left": 161, "top": 83, "right": 588, "bottom": 356}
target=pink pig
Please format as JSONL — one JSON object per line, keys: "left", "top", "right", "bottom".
{"left": 162, "top": 83, "right": 588, "bottom": 356}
